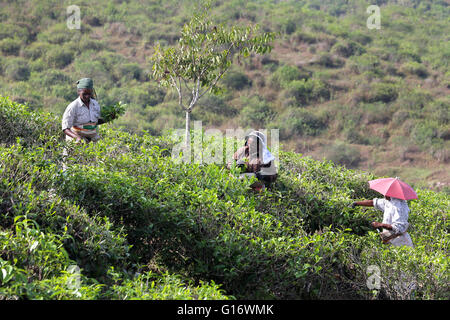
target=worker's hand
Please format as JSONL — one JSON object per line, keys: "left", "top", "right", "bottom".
{"left": 74, "top": 135, "right": 86, "bottom": 144}
{"left": 349, "top": 202, "right": 357, "bottom": 208}
{"left": 248, "top": 158, "right": 261, "bottom": 172}
{"left": 371, "top": 221, "right": 383, "bottom": 229}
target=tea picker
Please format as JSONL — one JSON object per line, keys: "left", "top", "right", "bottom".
{"left": 61, "top": 78, "right": 126, "bottom": 172}
{"left": 351, "top": 177, "right": 417, "bottom": 247}
{"left": 227, "top": 131, "right": 278, "bottom": 192}
{"left": 62, "top": 78, "right": 126, "bottom": 143}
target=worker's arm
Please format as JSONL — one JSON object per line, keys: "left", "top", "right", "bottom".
{"left": 352, "top": 200, "right": 374, "bottom": 207}
{"left": 351, "top": 200, "right": 394, "bottom": 230}
{"left": 63, "top": 128, "right": 82, "bottom": 142}
{"left": 371, "top": 221, "right": 393, "bottom": 230}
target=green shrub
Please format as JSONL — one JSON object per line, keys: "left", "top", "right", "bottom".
{"left": 291, "top": 30, "right": 317, "bottom": 44}
{"left": 116, "top": 63, "right": 144, "bottom": 82}
{"left": 0, "top": 96, "right": 61, "bottom": 146}
{"left": 29, "top": 58, "right": 46, "bottom": 72}
{"left": 45, "top": 47, "right": 74, "bottom": 69}
{"left": 362, "top": 102, "right": 393, "bottom": 124}
{"left": 348, "top": 31, "right": 372, "bottom": 45}
{"left": 0, "top": 217, "right": 69, "bottom": 289}
{"left": 101, "top": 101, "right": 127, "bottom": 123}
{"left": 0, "top": 0, "right": 449, "bottom": 297}
{"left": 362, "top": 82, "right": 399, "bottom": 103}
{"left": 78, "top": 36, "right": 106, "bottom": 52}
{"left": 0, "top": 23, "right": 30, "bottom": 42}
{"left": 37, "top": 23, "right": 83, "bottom": 45}
{"left": 0, "top": 97, "right": 447, "bottom": 299}
{"left": 348, "top": 53, "right": 382, "bottom": 75}
{"left": 239, "top": 96, "right": 274, "bottom": 128}
{"left": 4, "top": 58, "right": 30, "bottom": 81}
{"left": 282, "top": 78, "right": 330, "bottom": 106}
{"left": 412, "top": 120, "right": 439, "bottom": 148}
{"left": 344, "top": 126, "right": 370, "bottom": 145}
{"left": 22, "top": 42, "right": 51, "bottom": 60}
{"left": 331, "top": 40, "right": 365, "bottom": 58}
{"left": 427, "top": 98, "right": 449, "bottom": 125}
{"left": 0, "top": 38, "right": 21, "bottom": 55}
{"left": 105, "top": 270, "right": 231, "bottom": 300}
{"left": 277, "top": 19, "right": 297, "bottom": 35}
{"left": 316, "top": 52, "right": 344, "bottom": 68}
{"left": 72, "top": 59, "right": 113, "bottom": 88}
{"left": 194, "top": 93, "right": 237, "bottom": 125}
{"left": 324, "top": 142, "right": 362, "bottom": 168}
{"left": 275, "top": 108, "right": 328, "bottom": 139}
{"left": 397, "top": 42, "right": 421, "bottom": 63}
{"left": 30, "top": 69, "right": 72, "bottom": 88}
{"left": 196, "top": 94, "right": 236, "bottom": 117}
{"left": 395, "top": 89, "right": 433, "bottom": 120}
{"left": 270, "top": 65, "right": 310, "bottom": 89}
{"left": 400, "top": 61, "right": 429, "bottom": 78}
{"left": 51, "top": 84, "right": 77, "bottom": 105}
{"left": 222, "top": 70, "right": 252, "bottom": 90}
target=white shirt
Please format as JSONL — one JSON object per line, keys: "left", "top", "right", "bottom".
{"left": 62, "top": 97, "right": 101, "bottom": 131}
{"left": 373, "top": 198, "right": 414, "bottom": 247}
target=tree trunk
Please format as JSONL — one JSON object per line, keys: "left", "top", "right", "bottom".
{"left": 185, "top": 110, "right": 190, "bottom": 150}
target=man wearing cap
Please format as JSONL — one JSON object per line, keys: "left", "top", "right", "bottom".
{"left": 62, "top": 78, "right": 105, "bottom": 143}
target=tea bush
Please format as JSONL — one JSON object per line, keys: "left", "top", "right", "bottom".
{"left": 0, "top": 0, "right": 447, "bottom": 193}
{"left": 0, "top": 88, "right": 448, "bottom": 300}
{"left": 0, "top": 96, "right": 61, "bottom": 146}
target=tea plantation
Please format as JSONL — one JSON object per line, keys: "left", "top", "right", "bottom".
{"left": 0, "top": 96, "right": 448, "bottom": 299}
{"left": 0, "top": 0, "right": 448, "bottom": 191}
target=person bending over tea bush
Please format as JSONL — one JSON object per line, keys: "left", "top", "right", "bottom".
{"left": 352, "top": 196, "right": 414, "bottom": 247}
{"left": 228, "top": 131, "right": 277, "bottom": 192}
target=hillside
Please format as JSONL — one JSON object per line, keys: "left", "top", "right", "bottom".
{"left": 0, "top": 0, "right": 448, "bottom": 192}
{"left": 0, "top": 96, "right": 448, "bottom": 300}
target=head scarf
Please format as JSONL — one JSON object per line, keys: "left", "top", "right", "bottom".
{"left": 76, "top": 78, "right": 93, "bottom": 90}
{"left": 245, "top": 131, "right": 275, "bottom": 165}
{"left": 76, "top": 78, "right": 98, "bottom": 100}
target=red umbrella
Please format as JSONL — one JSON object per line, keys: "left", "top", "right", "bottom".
{"left": 368, "top": 177, "right": 418, "bottom": 200}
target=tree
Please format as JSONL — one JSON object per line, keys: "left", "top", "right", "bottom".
{"left": 151, "top": 0, "right": 275, "bottom": 149}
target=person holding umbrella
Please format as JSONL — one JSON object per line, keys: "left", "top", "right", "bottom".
{"left": 352, "top": 177, "right": 417, "bottom": 247}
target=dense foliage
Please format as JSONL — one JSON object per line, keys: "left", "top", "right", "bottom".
{"left": 0, "top": 0, "right": 448, "bottom": 191}
{"left": 1, "top": 97, "right": 448, "bottom": 300}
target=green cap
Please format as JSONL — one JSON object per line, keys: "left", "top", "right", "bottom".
{"left": 76, "top": 78, "right": 94, "bottom": 90}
